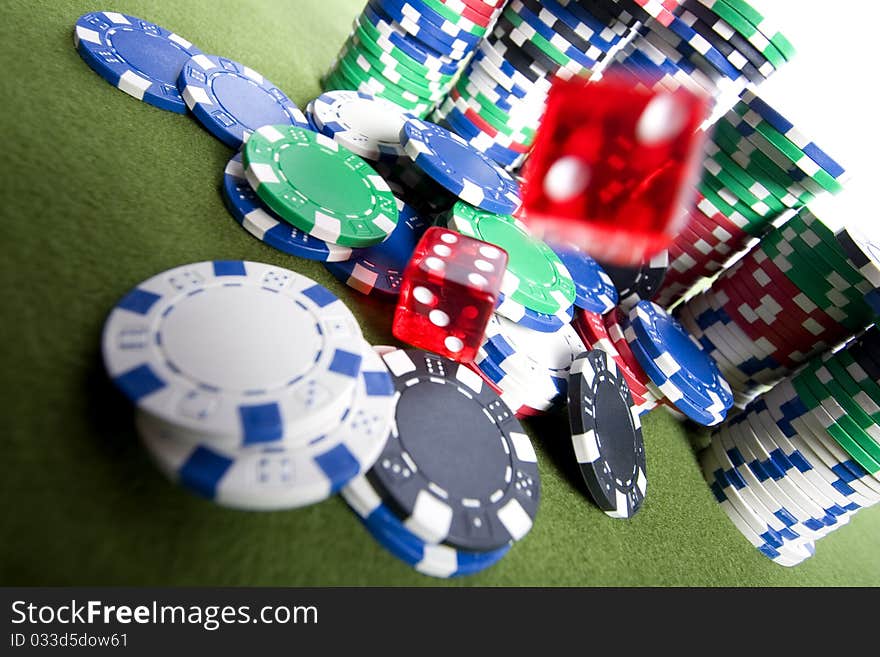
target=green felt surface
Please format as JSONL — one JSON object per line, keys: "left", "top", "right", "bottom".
{"left": 2, "top": 0, "right": 878, "bottom": 586}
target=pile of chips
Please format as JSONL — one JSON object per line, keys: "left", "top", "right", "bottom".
{"left": 703, "top": 327, "right": 880, "bottom": 567}
{"left": 321, "top": 0, "right": 505, "bottom": 118}
{"left": 430, "top": 0, "right": 640, "bottom": 169}
{"left": 657, "top": 89, "right": 847, "bottom": 306}
{"left": 76, "top": 4, "right": 880, "bottom": 574}
{"left": 605, "top": 0, "right": 793, "bottom": 119}
{"left": 675, "top": 208, "right": 880, "bottom": 404}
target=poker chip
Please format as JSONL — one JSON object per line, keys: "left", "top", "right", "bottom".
{"left": 136, "top": 342, "right": 395, "bottom": 510}
{"left": 701, "top": 327, "right": 880, "bottom": 566}
{"left": 342, "top": 475, "right": 510, "bottom": 578}
{"left": 368, "top": 348, "right": 540, "bottom": 551}
{"left": 324, "top": 196, "right": 429, "bottom": 296}
{"left": 74, "top": 12, "right": 202, "bottom": 113}
{"left": 243, "top": 125, "right": 399, "bottom": 248}
{"left": 600, "top": 250, "right": 669, "bottom": 311}
{"left": 550, "top": 245, "right": 617, "bottom": 314}
{"left": 222, "top": 153, "right": 354, "bottom": 262}
{"left": 309, "top": 90, "right": 412, "bottom": 161}
{"left": 177, "top": 54, "right": 309, "bottom": 148}
{"left": 102, "top": 261, "right": 365, "bottom": 446}
{"left": 625, "top": 301, "right": 732, "bottom": 426}
{"left": 481, "top": 313, "right": 585, "bottom": 405}
{"left": 447, "top": 201, "right": 574, "bottom": 318}
{"left": 567, "top": 348, "right": 647, "bottom": 518}
{"left": 400, "top": 119, "right": 522, "bottom": 214}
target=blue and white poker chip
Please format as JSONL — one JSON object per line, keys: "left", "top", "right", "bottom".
{"left": 361, "top": 5, "right": 459, "bottom": 75}
{"left": 310, "top": 90, "right": 411, "bottom": 161}
{"left": 550, "top": 246, "right": 617, "bottom": 315}
{"left": 324, "top": 196, "right": 428, "bottom": 296}
{"left": 74, "top": 11, "right": 202, "bottom": 113}
{"left": 374, "top": 0, "right": 480, "bottom": 50}
{"left": 102, "top": 261, "right": 365, "bottom": 447}
{"left": 400, "top": 118, "right": 521, "bottom": 214}
{"left": 623, "top": 322, "right": 726, "bottom": 427}
{"left": 342, "top": 475, "right": 510, "bottom": 578}
{"left": 136, "top": 343, "right": 395, "bottom": 510}
{"left": 177, "top": 54, "right": 309, "bottom": 148}
{"left": 365, "top": 1, "right": 471, "bottom": 59}
{"left": 222, "top": 153, "right": 353, "bottom": 262}
{"left": 628, "top": 301, "right": 734, "bottom": 411}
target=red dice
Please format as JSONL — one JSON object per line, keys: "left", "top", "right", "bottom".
{"left": 393, "top": 226, "right": 508, "bottom": 362}
{"left": 520, "top": 74, "right": 708, "bottom": 266}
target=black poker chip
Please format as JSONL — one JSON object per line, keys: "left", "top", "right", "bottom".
{"left": 367, "top": 348, "right": 541, "bottom": 552}
{"left": 567, "top": 348, "right": 647, "bottom": 518}
{"left": 600, "top": 249, "right": 669, "bottom": 311}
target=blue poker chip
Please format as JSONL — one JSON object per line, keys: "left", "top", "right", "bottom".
{"left": 342, "top": 475, "right": 510, "bottom": 578}
{"left": 504, "top": 3, "right": 599, "bottom": 71}
{"left": 365, "top": 2, "right": 471, "bottom": 60}
{"left": 628, "top": 301, "right": 734, "bottom": 410}
{"left": 324, "top": 197, "right": 428, "bottom": 296}
{"left": 738, "top": 89, "right": 846, "bottom": 179}
{"left": 550, "top": 246, "right": 617, "bottom": 315}
{"left": 74, "top": 11, "right": 202, "bottom": 113}
{"left": 360, "top": 5, "right": 459, "bottom": 75}
{"left": 536, "top": 0, "right": 624, "bottom": 52}
{"left": 622, "top": 322, "right": 726, "bottom": 427}
{"left": 400, "top": 119, "right": 521, "bottom": 214}
{"left": 177, "top": 54, "right": 309, "bottom": 148}
{"left": 372, "top": 0, "right": 480, "bottom": 49}
{"left": 222, "top": 153, "right": 353, "bottom": 262}
{"left": 437, "top": 107, "right": 526, "bottom": 169}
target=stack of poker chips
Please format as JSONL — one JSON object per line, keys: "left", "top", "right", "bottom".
{"left": 341, "top": 347, "right": 541, "bottom": 577}
{"left": 322, "top": 0, "right": 506, "bottom": 118}
{"left": 656, "top": 88, "right": 847, "bottom": 307}
{"left": 101, "top": 261, "right": 399, "bottom": 512}
{"left": 604, "top": 0, "right": 794, "bottom": 119}
{"left": 674, "top": 207, "right": 880, "bottom": 405}
{"left": 431, "top": 0, "right": 639, "bottom": 170}
{"left": 702, "top": 327, "right": 880, "bottom": 567}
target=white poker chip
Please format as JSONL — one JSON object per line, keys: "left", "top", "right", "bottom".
{"left": 102, "top": 260, "right": 365, "bottom": 447}
{"left": 136, "top": 343, "right": 396, "bottom": 510}
{"left": 310, "top": 90, "right": 411, "bottom": 161}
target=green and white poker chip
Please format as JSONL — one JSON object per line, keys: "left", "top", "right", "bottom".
{"left": 243, "top": 124, "right": 399, "bottom": 247}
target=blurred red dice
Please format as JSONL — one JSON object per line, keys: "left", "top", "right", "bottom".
{"left": 393, "top": 226, "right": 508, "bottom": 361}
{"left": 520, "top": 74, "right": 708, "bottom": 266}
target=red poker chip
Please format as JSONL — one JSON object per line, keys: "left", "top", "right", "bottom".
{"left": 735, "top": 250, "right": 847, "bottom": 344}
{"left": 604, "top": 308, "right": 654, "bottom": 393}
{"left": 572, "top": 308, "right": 651, "bottom": 399}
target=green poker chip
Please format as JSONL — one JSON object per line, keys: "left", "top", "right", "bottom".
{"left": 340, "top": 40, "right": 447, "bottom": 100}
{"left": 794, "top": 364, "right": 880, "bottom": 470}
{"left": 703, "top": 0, "right": 790, "bottom": 67}
{"left": 243, "top": 124, "right": 399, "bottom": 248}
{"left": 780, "top": 213, "right": 869, "bottom": 290}
{"left": 791, "top": 374, "right": 880, "bottom": 475}
{"left": 705, "top": 143, "right": 800, "bottom": 211}
{"left": 712, "top": 122, "right": 815, "bottom": 205}
{"left": 698, "top": 176, "right": 766, "bottom": 234}
{"left": 701, "top": 153, "right": 787, "bottom": 217}
{"left": 761, "top": 232, "right": 872, "bottom": 331}
{"left": 337, "top": 48, "right": 444, "bottom": 102}
{"left": 352, "top": 20, "right": 455, "bottom": 84}
{"left": 715, "top": 0, "right": 796, "bottom": 60}
{"left": 447, "top": 201, "right": 575, "bottom": 315}
{"left": 332, "top": 54, "right": 433, "bottom": 116}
